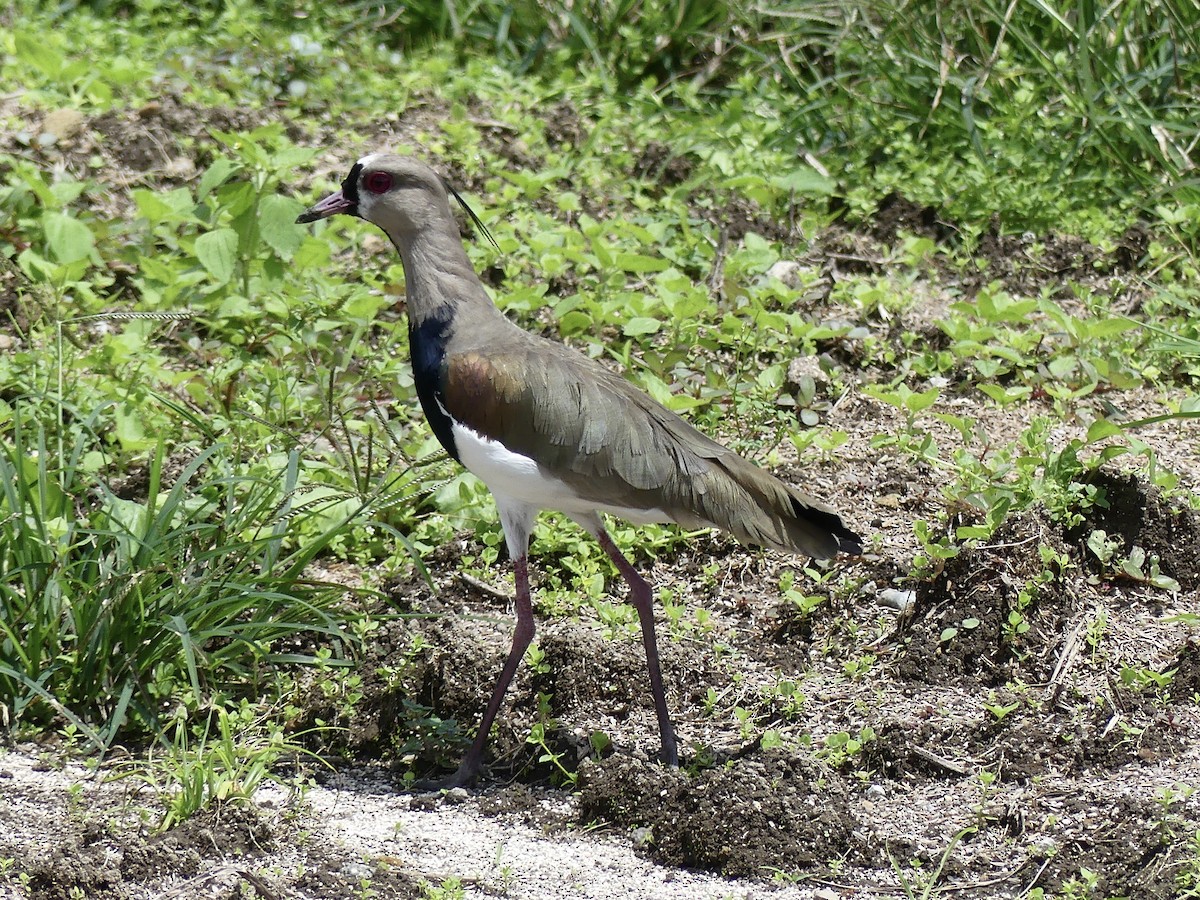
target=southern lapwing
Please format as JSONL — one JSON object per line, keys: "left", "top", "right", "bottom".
{"left": 298, "top": 154, "right": 862, "bottom": 787}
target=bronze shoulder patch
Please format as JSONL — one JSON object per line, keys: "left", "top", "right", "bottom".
{"left": 444, "top": 351, "right": 524, "bottom": 440}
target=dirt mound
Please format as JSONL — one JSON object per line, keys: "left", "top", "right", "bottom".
{"left": 578, "top": 753, "right": 854, "bottom": 877}
{"left": 897, "top": 508, "right": 1076, "bottom": 686}
{"left": 1067, "top": 468, "right": 1200, "bottom": 591}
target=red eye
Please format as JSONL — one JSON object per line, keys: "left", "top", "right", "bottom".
{"left": 364, "top": 172, "right": 393, "bottom": 194}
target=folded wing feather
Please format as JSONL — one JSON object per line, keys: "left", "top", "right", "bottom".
{"left": 442, "top": 339, "right": 860, "bottom": 559}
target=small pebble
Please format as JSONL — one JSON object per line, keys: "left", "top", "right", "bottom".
{"left": 879, "top": 588, "right": 916, "bottom": 613}
{"left": 766, "top": 260, "right": 803, "bottom": 288}
{"left": 41, "top": 108, "right": 85, "bottom": 142}
{"left": 444, "top": 787, "right": 470, "bottom": 804}
{"left": 341, "top": 861, "right": 372, "bottom": 880}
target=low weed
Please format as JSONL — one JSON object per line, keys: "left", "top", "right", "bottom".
{"left": 112, "top": 701, "right": 322, "bottom": 830}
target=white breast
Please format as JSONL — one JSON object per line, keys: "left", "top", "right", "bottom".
{"left": 450, "top": 421, "right": 672, "bottom": 524}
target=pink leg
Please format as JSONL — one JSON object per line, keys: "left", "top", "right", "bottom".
{"left": 422, "top": 555, "right": 535, "bottom": 789}
{"left": 594, "top": 530, "right": 679, "bottom": 767}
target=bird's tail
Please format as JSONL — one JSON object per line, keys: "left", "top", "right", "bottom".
{"left": 698, "top": 456, "right": 863, "bottom": 559}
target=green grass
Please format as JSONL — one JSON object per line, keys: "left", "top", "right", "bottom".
{"left": 0, "top": 401, "right": 364, "bottom": 747}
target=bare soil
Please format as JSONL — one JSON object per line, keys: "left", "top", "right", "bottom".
{"left": 2, "top": 98, "right": 1198, "bottom": 900}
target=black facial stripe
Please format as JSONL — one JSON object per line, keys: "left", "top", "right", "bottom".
{"left": 342, "top": 162, "right": 363, "bottom": 205}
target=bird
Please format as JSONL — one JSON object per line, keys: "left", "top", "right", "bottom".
{"left": 297, "top": 153, "right": 862, "bottom": 788}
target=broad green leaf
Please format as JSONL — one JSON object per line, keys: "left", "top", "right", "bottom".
{"left": 274, "top": 145, "right": 320, "bottom": 169}
{"left": 44, "top": 212, "right": 94, "bottom": 264}
{"left": 985, "top": 345, "right": 1027, "bottom": 364}
{"left": 590, "top": 238, "right": 614, "bottom": 269}
{"left": 344, "top": 292, "right": 388, "bottom": 321}
{"left": 1086, "top": 419, "right": 1123, "bottom": 443}
{"left": 1086, "top": 318, "right": 1138, "bottom": 338}
{"left": 1151, "top": 573, "right": 1181, "bottom": 592}
{"left": 231, "top": 205, "right": 260, "bottom": 257}
{"left": 978, "top": 384, "right": 1032, "bottom": 404}
{"left": 1047, "top": 356, "right": 1077, "bottom": 379}
{"left": 559, "top": 310, "right": 594, "bottom": 336}
{"left": 14, "top": 31, "right": 63, "bottom": 77}
{"left": 216, "top": 181, "right": 257, "bottom": 218}
{"left": 664, "top": 392, "right": 707, "bottom": 411}
{"left": 615, "top": 252, "right": 669, "bottom": 274}
{"left": 293, "top": 236, "right": 331, "bottom": 270}
{"left": 133, "top": 189, "right": 176, "bottom": 221}
{"left": 217, "top": 294, "right": 254, "bottom": 318}
{"left": 623, "top": 316, "right": 662, "bottom": 337}
{"left": 114, "top": 404, "right": 154, "bottom": 451}
{"left": 195, "top": 228, "right": 238, "bottom": 284}
{"left": 772, "top": 168, "right": 835, "bottom": 195}
{"left": 198, "top": 158, "right": 239, "bottom": 199}
{"left": 258, "top": 194, "right": 304, "bottom": 258}
{"left": 638, "top": 371, "right": 675, "bottom": 407}
{"left": 48, "top": 181, "right": 87, "bottom": 206}
{"left": 757, "top": 363, "right": 785, "bottom": 391}
{"left": 905, "top": 387, "right": 940, "bottom": 413}
{"left": 17, "top": 247, "right": 60, "bottom": 281}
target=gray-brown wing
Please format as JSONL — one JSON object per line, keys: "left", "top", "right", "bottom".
{"left": 442, "top": 341, "right": 859, "bottom": 558}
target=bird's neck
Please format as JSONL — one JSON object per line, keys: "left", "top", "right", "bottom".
{"left": 393, "top": 221, "right": 494, "bottom": 327}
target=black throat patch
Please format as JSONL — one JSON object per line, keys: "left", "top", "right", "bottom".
{"left": 409, "top": 311, "right": 460, "bottom": 463}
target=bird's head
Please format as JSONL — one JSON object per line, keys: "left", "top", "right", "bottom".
{"left": 296, "top": 153, "right": 495, "bottom": 248}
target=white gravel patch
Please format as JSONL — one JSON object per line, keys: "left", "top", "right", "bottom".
{"left": 0, "top": 750, "right": 839, "bottom": 900}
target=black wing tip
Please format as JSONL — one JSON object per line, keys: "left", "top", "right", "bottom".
{"left": 789, "top": 493, "right": 864, "bottom": 558}
{"left": 836, "top": 531, "right": 865, "bottom": 557}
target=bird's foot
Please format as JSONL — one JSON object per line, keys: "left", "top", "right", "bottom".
{"left": 410, "top": 761, "right": 480, "bottom": 792}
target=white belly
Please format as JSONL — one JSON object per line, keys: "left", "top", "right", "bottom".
{"left": 451, "top": 422, "right": 672, "bottom": 524}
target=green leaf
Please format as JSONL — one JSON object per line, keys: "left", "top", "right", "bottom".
{"left": 1086, "top": 419, "right": 1123, "bottom": 443}
{"left": 344, "top": 292, "right": 388, "bottom": 322}
{"left": 114, "top": 403, "right": 154, "bottom": 451}
{"left": 231, "top": 206, "right": 260, "bottom": 257}
{"left": 623, "top": 316, "right": 662, "bottom": 337}
{"left": 258, "top": 194, "right": 304, "bottom": 259}
{"left": 956, "top": 525, "right": 991, "bottom": 539}
{"left": 771, "top": 168, "right": 835, "bottom": 195}
{"left": 293, "top": 235, "right": 331, "bottom": 271}
{"left": 133, "top": 189, "right": 176, "bottom": 222}
{"left": 978, "top": 384, "right": 1032, "bottom": 404}
{"left": 904, "top": 386, "right": 941, "bottom": 413}
{"left": 216, "top": 181, "right": 257, "bottom": 218}
{"left": 1047, "top": 356, "right": 1077, "bottom": 379}
{"left": 15, "top": 31, "right": 63, "bottom": 77}
{"left": 1086, "top": 318, "right": 1138, "bottom": 338}
{"left": 43, "top": 213, "right": 94, "bottom": 264}
{"left": 197, "top": 158, "right": 239, "bottom": 200}
{"left": 217, "top": 294, "right": 254, "bottom": 317}
{"left": 195, "top": 228, "right": 238, "bottom": 284}
{"left": 1151, "top": 573, "right": 1181, "bottom": 592}
{"left": 558, "top": 310, "right": 594, "bottom": 335}
{"left": 615, "top": 252, "right": 670, "bottom": 274}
